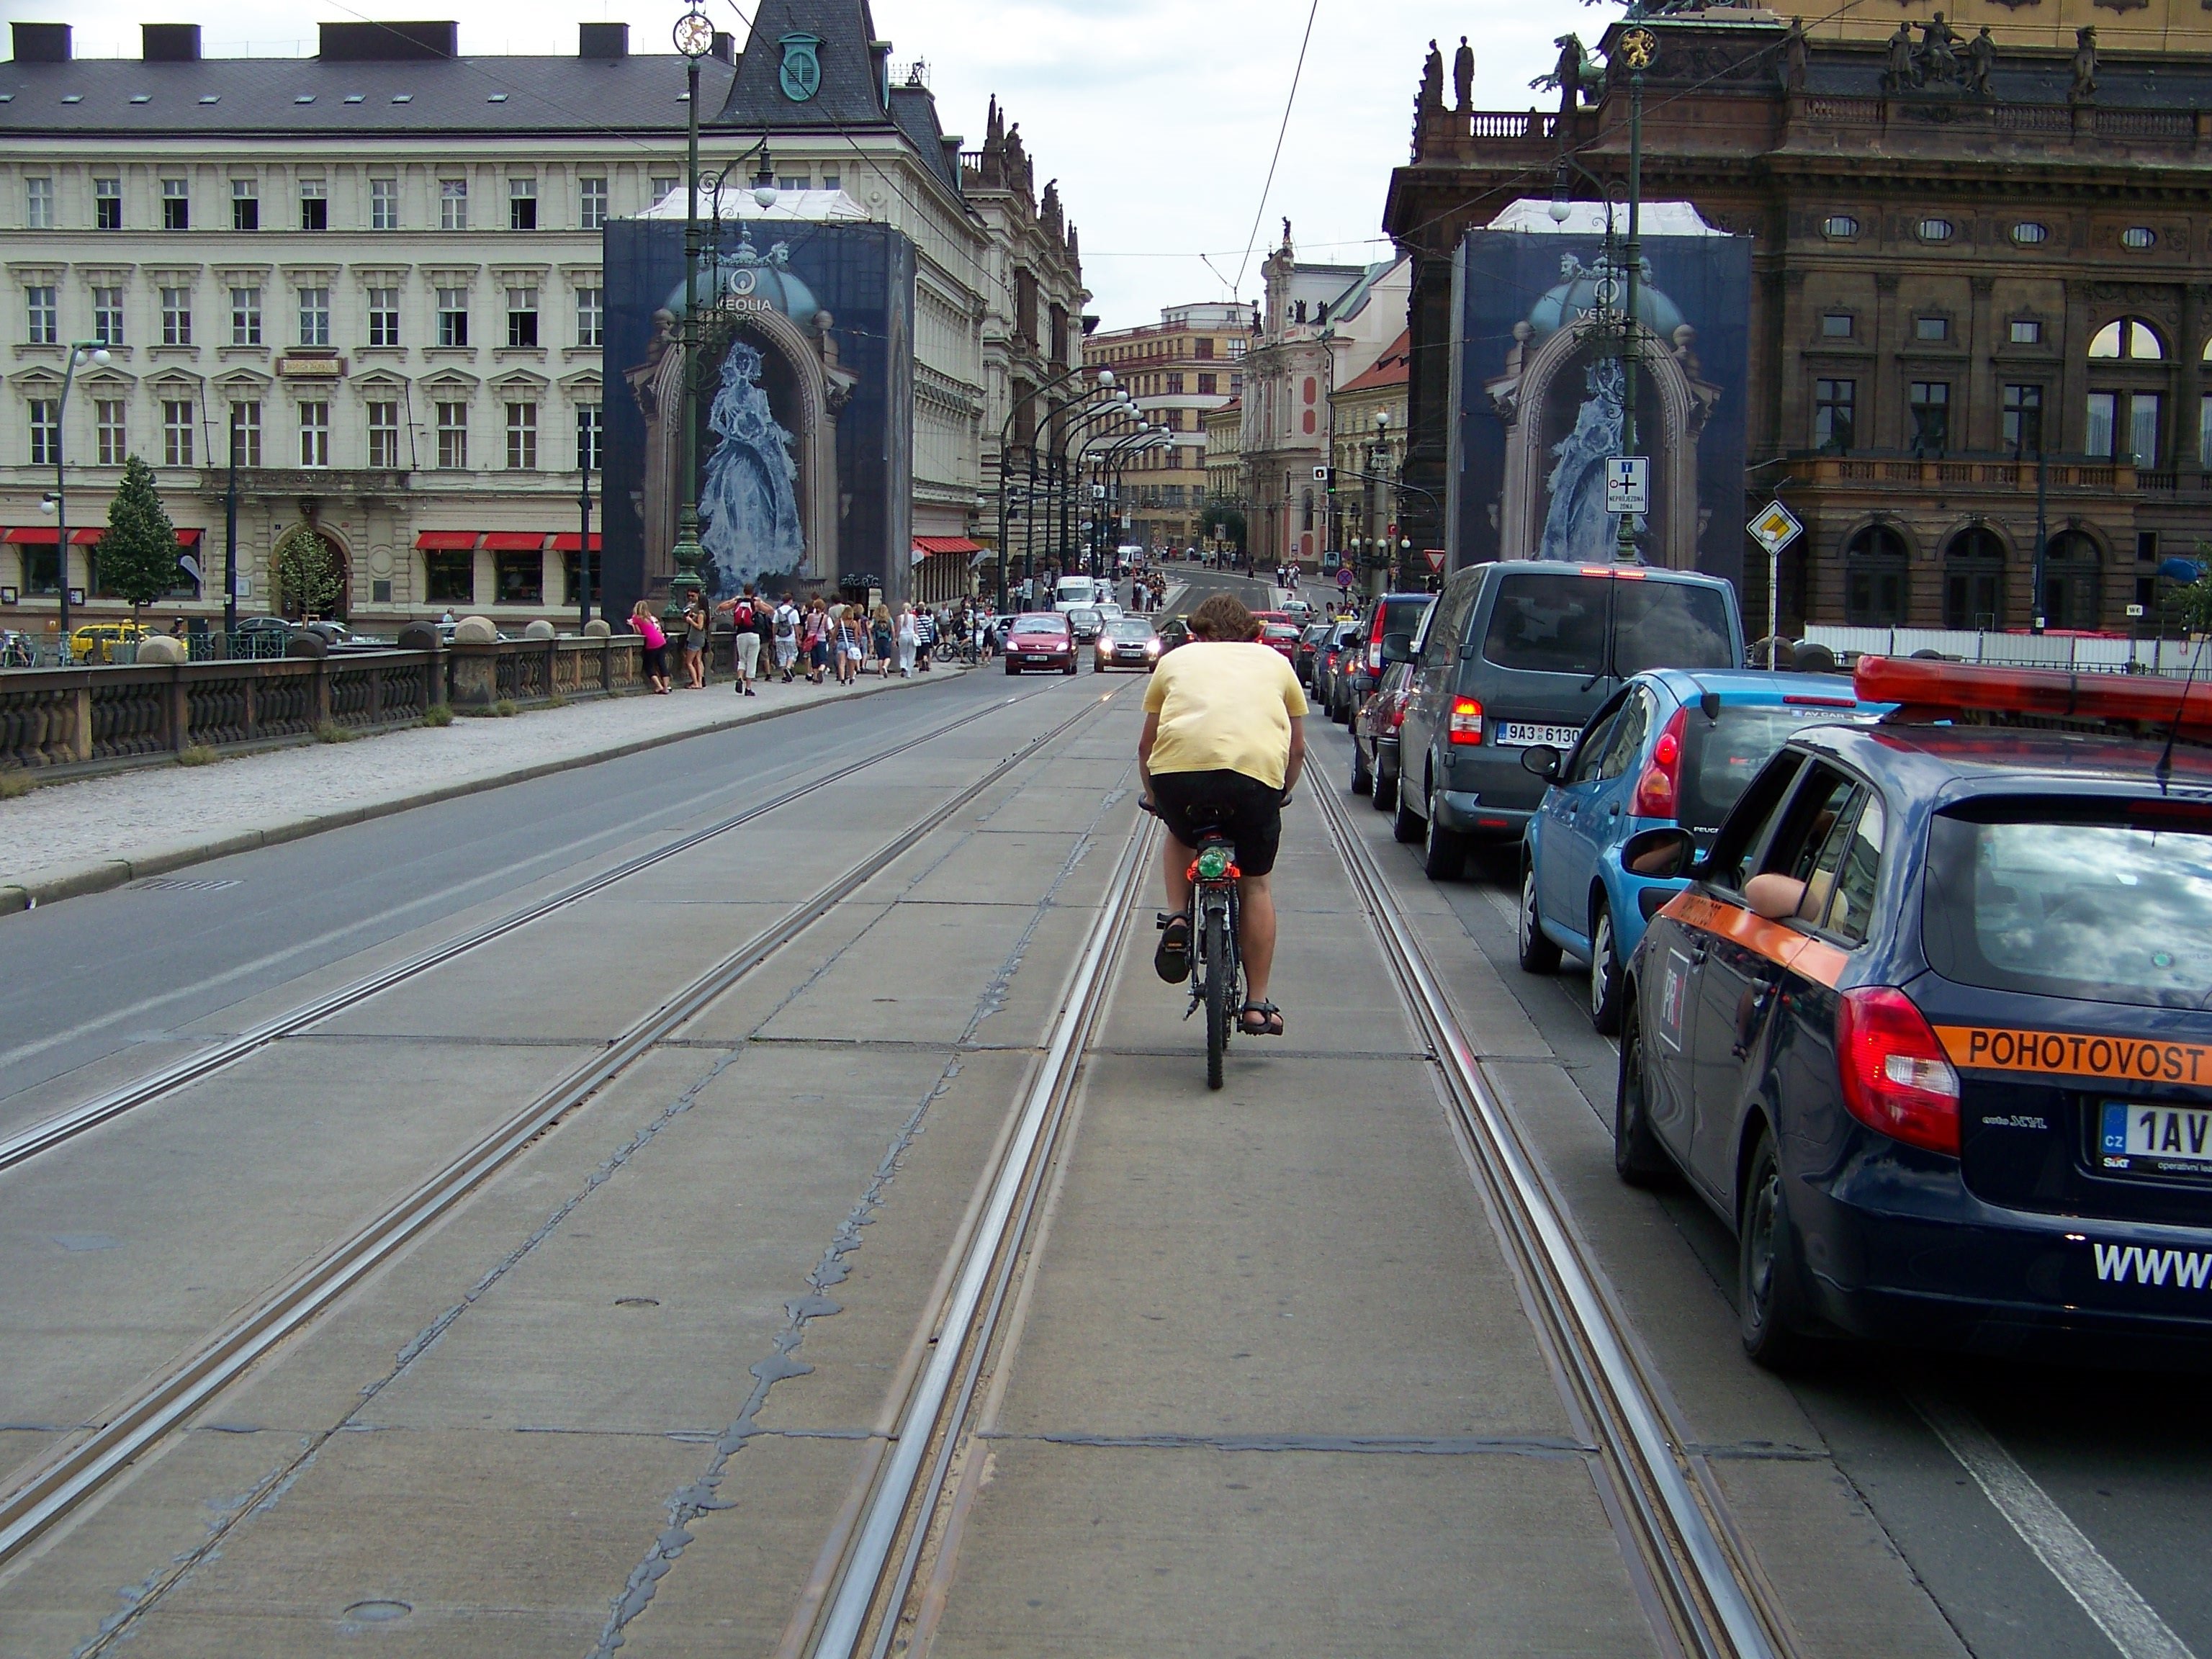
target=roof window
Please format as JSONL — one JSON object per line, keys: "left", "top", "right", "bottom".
{"left": 344, "top": 93, "right": 364, "bottom": 104}
{"left": 60, "top": 94, "right": 82, "bottom": 104}
{"left": 199, "top": 93, "right": 219, "bottom": 104}
{"left": 295, "top": 93, "right": 315, "bottom": 104}
{"left": 487, "top": 91, "right": 508, "bottom": 102}
{"left": 391, "top": 93, "right": 413, "bottom": 103}
{"left": 130, "top": 93, "right": 150, "bottom": 104}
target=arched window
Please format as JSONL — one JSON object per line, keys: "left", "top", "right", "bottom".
{"left": 1943, "top": 528, "right": 2005, "bottom": 631}
{"left": 1844, "top": 526, "right": 1910, "bottom": 626}
{"left": 2088, "top": 318, "right": 2166, "bottom": 361}
{"left": 2040, "top": 531, "right": 2103, "bottom": 630}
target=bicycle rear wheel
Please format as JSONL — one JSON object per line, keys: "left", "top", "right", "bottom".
{"left": 1203, "top": 907, "right": 1231, "bottom": 1090}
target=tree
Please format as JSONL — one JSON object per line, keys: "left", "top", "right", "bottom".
{"left": 2162, "top": 544, "right": 2212, "bottom": 636}
{"left": 271, "top": 525, "right": 345, "bottom": 620}
{"left": 99, "top": 454, "right": 184, "bottom": 627}
{"left": 1201, "top": 503, "right": 1246, "bottom": 553}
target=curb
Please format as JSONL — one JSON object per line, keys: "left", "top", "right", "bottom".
{"left": 0, "top": 669, "right": 966, "bottom": 917}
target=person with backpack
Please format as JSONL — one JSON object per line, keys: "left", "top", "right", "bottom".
{"left": 771, "top": 592, "right": 801, "bottom": 682}
{"left": 871, "top": 603, "right": 895, "bottom": 678}
{"left": 719, "top": 587, "right": 761, "bottom": 696}
{"left": 801, "top": 598, "right": 832, "bottom": 684}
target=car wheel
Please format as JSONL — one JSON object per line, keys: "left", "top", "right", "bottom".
{"left": 1063, "top": 661, "right": 1077, "bottom": 675}
{"left": 1421, "top": 792, "right": 1465, "bottom": 881}
{"left": 1517, "top": 863, "right": 1562, "bottom": 974}
{"left": 1739, "top": 1130, "right": 1815, "bottom": 1371}
{"left": 1373, "top": 765, "right": 1398, "bottom": 813}
{"left": 1613, "top": 1002, "right": 1673, "bottom": 1186}
{"left": 1588, "top": 897, "right": 1624, "bottom": 1035}
{"left": 1350, "top": 742, "right": 1372, "bottom": 796}
{"left": 1391, "top": 781, "right": 1424, "bottom": 843}
{"left": 1005, "top": 662, "right": 1020, "bottom": 676}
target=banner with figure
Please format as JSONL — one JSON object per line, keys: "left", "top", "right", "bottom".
{"left": 1449, "top": 202, "right": 1748, "bottom": 588}
{"left": 603, "top": 214, "right": 914, "bottom": 619}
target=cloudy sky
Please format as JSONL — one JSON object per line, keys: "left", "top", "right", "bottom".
{"left": 50, "top": 0, "right": 1601, "bottom": 327}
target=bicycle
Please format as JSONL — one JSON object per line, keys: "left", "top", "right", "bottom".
{"left": 1145, "top": 801, "right": 1244, "bottom": 1090}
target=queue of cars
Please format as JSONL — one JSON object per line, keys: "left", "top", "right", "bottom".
{"left": 1330, "top": 561, "right": 2212, "bottom": 1370}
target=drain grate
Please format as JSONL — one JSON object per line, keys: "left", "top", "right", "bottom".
{"left": 130, "top": 876, "right": 240, "bottom": 894}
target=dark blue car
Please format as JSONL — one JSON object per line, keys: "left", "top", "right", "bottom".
{"left": 1618, "top": 659, "right": 2212, "bottom": 1368}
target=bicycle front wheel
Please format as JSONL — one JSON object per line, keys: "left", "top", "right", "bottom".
{"left": 1203, "top": 907, "right": 1232, "bottom": 1091}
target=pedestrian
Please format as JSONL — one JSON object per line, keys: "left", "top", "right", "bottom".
{"left": 630, "top": 599, "right": 671, "bottom": 694}
{"left": 834, "top": 604, "right": 862, "bottom": 685}
{"left": 872, "top": 603, "right": 895, "bottom": 678}
{"left": 896, "top": 603, "right": 918, "bottom": 676}
{"left": 913, "top": 604, "right": 937, "bottom": 671}
{"left": 772, "top": 590, "right": 801, "bottom": 681}
{"left": 719, "top": 588, "right": 761, "bottom": 696}
{"left": 802, "top": 598, "right": 831, "bottom": 684}
{"left": 680, "top": 594, "right": 708, "bottom": 689}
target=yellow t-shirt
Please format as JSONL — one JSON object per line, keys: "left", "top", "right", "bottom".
{"left": 1142, "top": 641, "right": 1309, "bottom": 790}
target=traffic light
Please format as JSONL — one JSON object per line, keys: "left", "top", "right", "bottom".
{"left": 1313, "top": 464, "right": 1337, "bottom": 495}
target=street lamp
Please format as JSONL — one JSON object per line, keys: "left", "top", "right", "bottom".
{"left": 37, "top": 340, "right": 112, "bottom": 652}
{"left": 997, "top": 364, "right": 1113, "bottom": 614}
{"left": 670, "top": 6, "right": 778, "bottom": 619}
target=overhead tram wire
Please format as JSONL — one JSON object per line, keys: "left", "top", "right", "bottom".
{"left": 1230, "top": 0, "right": 1322, "bottom": 298}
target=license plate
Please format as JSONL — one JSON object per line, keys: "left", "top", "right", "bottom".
{"left": 2101, "top": 1101, "right": 2212, "bottom": 1173}
{"left": 1496, "top": 722, "right": 1582, "bottom": 749}
{"left": 1025, "top": 654, "right": 1050, "bottom": 662}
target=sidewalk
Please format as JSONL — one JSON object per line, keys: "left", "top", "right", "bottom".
{"left": 0, "top": 665, "right": 966, "bottom": 913}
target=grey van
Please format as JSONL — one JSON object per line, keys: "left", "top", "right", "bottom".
{"left": 1391, "top": 562, "right": 1743, "bottom": 878}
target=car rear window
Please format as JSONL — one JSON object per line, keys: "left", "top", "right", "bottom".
{"left": 1480, "top": 573, "right": 1734, "bottom": 677}
{"left": 1678, "top": 704, "right": 1877, "bottom": 837}
{"left": 1264, "top": 624, "right": 1300, "bottom": 642}
{"left": 1923, "top": 797, "right": 2212, "bottom": 1010}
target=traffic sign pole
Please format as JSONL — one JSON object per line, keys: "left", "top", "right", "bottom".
{"left": 1746, "top": 501, "right": 1804, "bottom": 667}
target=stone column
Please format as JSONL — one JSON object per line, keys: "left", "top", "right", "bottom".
{"left": 1872, "top": 273, "right": 1903, "bottom": 450}
{"left": 1968, "top": 275, "right": 1997, "bottom": 451}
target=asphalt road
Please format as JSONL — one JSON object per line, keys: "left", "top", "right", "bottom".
{"left": 4, "top": 599, "right": 2208, "bottom": 1659}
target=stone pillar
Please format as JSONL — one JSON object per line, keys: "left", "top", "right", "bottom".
{"left": 1968, "top": 275, "right": 1997, "bottom": 451}
{"left": 2181, "top": 284, "right": 2206, "bottom": 481}
{"left": 1872, "top": 272, "right": 1903, "bottom": 449}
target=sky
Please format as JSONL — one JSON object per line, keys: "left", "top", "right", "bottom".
{"left": 46, "top": 0, "right": 1604, "bottom": 328}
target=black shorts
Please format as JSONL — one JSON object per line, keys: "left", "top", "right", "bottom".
{"left": 1150, "top": 768, "right": 1284, "bottom": 877}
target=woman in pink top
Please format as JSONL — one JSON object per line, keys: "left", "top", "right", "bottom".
{"left": 631, "top": 599, "right": 672, "bottom": 694}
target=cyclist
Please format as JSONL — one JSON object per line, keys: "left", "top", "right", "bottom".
{"left": 1137, "top": 593, "right": 1308, "bottom": 1037}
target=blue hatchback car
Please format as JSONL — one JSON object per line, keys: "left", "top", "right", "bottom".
{"left": 1516, "top": 669, "right": 1886, "bottom": 1033}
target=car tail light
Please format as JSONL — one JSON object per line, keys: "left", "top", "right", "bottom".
{"left": 1448, "top": 696, "right": 1484, "bottom": 745}
{"left": 1631, "top": 707, "right": 1688, "bottom": 818}
{"left": 1835, "top": 986, "right": 1961, "bottom": 1156}
{"left": 1388, "top": 696, "right": 1409, "bottom": 731}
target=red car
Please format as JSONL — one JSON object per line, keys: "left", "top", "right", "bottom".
{"left": 1004, "top": 612, "right": 1076, "bottom": 675}
{"left": 1259, "top": 620, "right": 1303, "bottom": 663}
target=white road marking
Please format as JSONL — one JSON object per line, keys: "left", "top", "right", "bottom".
{"left": 1916, "top": 1395, "right": 2197, "bottom": 1659}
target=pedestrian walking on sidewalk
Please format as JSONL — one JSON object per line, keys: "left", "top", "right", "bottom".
{"left": 630, "top": 600, "right": 671, "bottom": 694}
{"left": 770, "top": 593, "right": 800, "bottom": 681}
{"left": 833, "top": 606, "right": 862, "bottom": 685}
{"left": 896, "top": 604, "right": 918, "bottom": 676}
{"left": 681, "top": 596, "right": 709, "bottom": 689}
{"left": 719, "top": 588, "right": 761, "bottom": 696}
{"left": 913, "top": 605, "right": 937, "bottom": 672}
{"left": 802, "top": 598, "right": 831, "bottom": 685}
{"left": 872, "top": 603, "right": 895, "bottom": 678}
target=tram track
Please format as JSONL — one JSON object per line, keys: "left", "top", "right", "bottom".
{"left": 0, "top": 680, "right": 1125, "bottom": 1574}
{"left": 0, "top": 684, "right": 1059, "bottom": 1179}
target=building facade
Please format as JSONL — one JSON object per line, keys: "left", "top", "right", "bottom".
{"left": 1081, "top": 300, "right": 1249, "bottom": 554}
{"left": 1238, "top": 228, "right": 1408, "bottom": 571}
{"left": 1327, "top": 328, "right": 1408, "bottom": 580}
{"left": 1203, "top": 397, "right": 1244, "bottom": 536}
{"left": 1384, "top": 0, "right": 2212, "bottom": 631}
{"left": 0, "top": 4, "right": 1081, "bottom": 631}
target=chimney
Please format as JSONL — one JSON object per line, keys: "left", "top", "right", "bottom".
{"left": 10, "top": 22, "right": 71, "bottom": 62}
{"left": 710, "top": 30, "right": 733, "bottom": 64}
{"left": 577, "top": 22, "right": 627, "bottom": 59}
{"left": 318, "top": 20, "right": 458, "bottom": 60}
{"left": 142, "top": 23, "right": 202, "bottom": 61}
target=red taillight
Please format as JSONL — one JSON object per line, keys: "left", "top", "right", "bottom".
{"left": 1388, "top": 698, "right": 1409, "bottom": 730}
{"left": 1835, "top": 986, "right": 1961, "bottom": 1156}
{"left": 1448, "top": 695, "right": 1484, "bottom": 745}
{"left": 1631, "top": 707, "right": 1688, "bottom": 818}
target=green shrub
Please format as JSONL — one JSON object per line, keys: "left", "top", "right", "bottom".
{"left": 0, "top": 770, "right": 32, "bottom": 799}
{"left": 314, "top": 721, "right": 356, "bottom": 744}
{"left": 177, "top": 745, "right": 219, "bottom": 767}
{"left": 493, "top": 698, "right": 518, "bottom": 718}
{"left": 421, "top": 704, "right": 455, "bottom": 728}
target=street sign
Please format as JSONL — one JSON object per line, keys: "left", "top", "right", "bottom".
{"left": 1313, "top": 465, "right": 1328, "bottom": 481}
{"left": 1424, "top": 548, "right": 1447, "bottom": 574}
{"left": 1747, "top": 500, "right": 1803, "bottom": 556}
{"left": 1604, "top": 457, "right": 1649, "bottom": 516}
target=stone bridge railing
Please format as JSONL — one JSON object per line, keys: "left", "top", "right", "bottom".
{"left": 0, "top": 636, "right": 647, "bottom": 776}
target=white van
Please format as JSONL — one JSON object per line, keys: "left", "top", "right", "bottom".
{"left": 1053, "top": 575, "right": 1102, "bottom": 613}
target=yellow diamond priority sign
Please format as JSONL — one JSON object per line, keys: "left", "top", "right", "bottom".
{"left": 1748, "top": 500, "right": 1803, "bottom": 557}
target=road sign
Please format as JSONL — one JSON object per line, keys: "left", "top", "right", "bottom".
{"left": 1747, "top": 500, "right": 1803, "bottom": 556}
{"left": 1424, "top": 548, "right": 1447, "bottom": 574}
{"left": 1604, "top": 457, "right": 1649, "bottom": 516}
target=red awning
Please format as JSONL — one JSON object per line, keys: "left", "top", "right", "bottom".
{"left": 913, "top": 536, "right": 984, "bottom": 555}
{"left": 483, "top": 532, "right": 549, "bottom": 553}
{"left": 71, "top": 528, "right": 104, "bottom": 544}
{"left": 4, "top": 526, "right": 58, "bottom": 544}
{"left": 550, "top": 533, "right": 603, "bottom": 552}
{"left": 415, "top": 531, "right": 480, "bottom": 552}
{"left": 176, "top": 528, "right": 203, "bottom": 547}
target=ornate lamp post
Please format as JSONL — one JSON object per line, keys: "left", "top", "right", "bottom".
{"left": 667, "top": 7, "right": 719, "bottom": 621}
{"left": 1612, "top": 21, "right": 1657, "bottom": 563}
{"left": 36, "top": 339, "right": 111, "bottom": 653}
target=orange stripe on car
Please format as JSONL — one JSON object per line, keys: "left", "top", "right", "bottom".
{"left": 1934, "top": 1025, "right": 2212, "bottom": 1084}
{"left": 1657, "top": 891, "right": 1848, "bottom": 989}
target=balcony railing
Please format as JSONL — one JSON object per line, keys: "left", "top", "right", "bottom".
{"left": 1785, "top": 451, "right": 2152, "bottom": 494}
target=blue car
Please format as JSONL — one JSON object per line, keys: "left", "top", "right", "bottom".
{"left": 1515, "top": 669, "right": 1886, "bottom": 1033}
{"left": 1617, "top": 655, "right": 2212, "bottom": 1368}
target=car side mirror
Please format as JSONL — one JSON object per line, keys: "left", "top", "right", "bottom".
{"left": 1520, "top": 743, "right": 1563, "bottom": 781}
{"left": 1621, "top": 825, "right": 1697, "bottom": 880}
{"left": 1381, "top": 631, "right": 1414, "bottom": 665}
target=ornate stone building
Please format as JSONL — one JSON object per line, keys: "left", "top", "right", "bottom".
{"left": 1384, "top": 0, "right": 2212, "bottom": 631}
{"left": 1327, "top": 328, "right": 1409, "bottom": 578}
